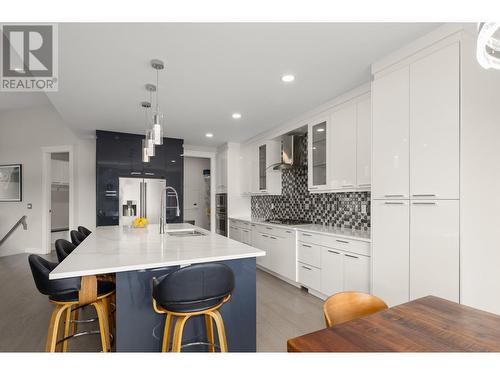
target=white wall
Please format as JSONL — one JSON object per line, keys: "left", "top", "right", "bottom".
{"left": 183, "top": 157, "right": 211, "bottom": 230}
{"left": 0, "top": 104, "right": 96, "bottom": 257}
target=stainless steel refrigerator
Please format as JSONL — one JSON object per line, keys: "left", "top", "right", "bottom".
{"left": 119, "top": 177, "right": 166, "bottom": 226}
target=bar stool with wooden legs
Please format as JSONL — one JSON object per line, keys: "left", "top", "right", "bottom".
{"left": 29, "top": 254, "right": 115, "bottom": 352}
{"left": 152, "top": 263, "right": 235, "bottom": 352}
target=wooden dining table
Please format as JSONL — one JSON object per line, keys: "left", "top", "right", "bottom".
{"left": 287, "top": 296, "right": 500, "bottom": 352}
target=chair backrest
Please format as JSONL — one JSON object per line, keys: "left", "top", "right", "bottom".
{"left": 153, "top": 263, "right": 235, "bottom": 305}
{"left": 77, "top": 226, "right": 92, "bottom": 237}
{"left": 323, "top": 292, "right": 388, "bottom": 328}
{"left": 70, "top": 230, "right": 86, "bottom": 246}
{"left": 55, "top": 239, "right": 76, "bottom": 262}
{"left": 28, "top": 254, "right": 81, "bottom": 296}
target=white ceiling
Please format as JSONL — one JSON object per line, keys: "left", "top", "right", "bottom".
{"left": 4, "top": 23, "right": 441, "bottom": 146}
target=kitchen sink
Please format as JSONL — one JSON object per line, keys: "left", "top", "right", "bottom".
{"left": 166, "top": 229, "right": 206, "bottom": 237}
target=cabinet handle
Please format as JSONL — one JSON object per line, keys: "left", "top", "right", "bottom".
{"left": 285, "top": 230, "right": 292, "bottom": 233}
{"left": 105, "top": 190, "right": 117, "bottom": 193}
{"left": 412, "top": 194, "right": 436, "bottom": 197}
{"left": 309, "top": 186, "right": 318, "bottom": 190}
{"left": 358, "top": 183, "right": 371, "bottom": 187}
{"left": 144, "top": 172, "right": 155, "bottom": 176}
{"left": 345, "top": 254, "right": 358, "bottom": 259}
{"left": 384, "top": 202, "right": 404, "bottom": 205}
{"left": 302, "top": 244, "right": 312, "bottom": 248}
{"left": 301, "top": 265, "right": 312, "bottom": 271}
{"left": 384, "top": 194, "right": 404, "bottom": 197}
{"left": 270, "top": 236, "right": 277, "bottom": 240}
{"left": 130, "top": 171, "right": 141, "bottom": 175}
{"left": 327, "top": 250, "right": 340, "bottom": 255}
{"left": 341, "top": 184, "right": 354, "bottom": 188}
{"left": 262, "top": 234, "right": 269, "bottom": 238}
{"left": 412, "top": 202, "right": 437, "bottom": 205}
{"left": 302, "top": 233, "right": 312, "bottom": 237}
{"left": 251, "top": 224, "right": 256, "bottom": 227}
{"left": 336, "top": 239, "right": 349, "bottom": 244}
{"left": 265, "top": 227, "right": 273, "bottom": 230}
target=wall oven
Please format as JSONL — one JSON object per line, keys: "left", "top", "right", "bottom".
{"left": 215, "top": 193, "right": 227, "bottom": 236}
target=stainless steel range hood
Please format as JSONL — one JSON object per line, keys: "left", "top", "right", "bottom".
{"left": 268, "top": 134, "right": 304, "bottom": 171}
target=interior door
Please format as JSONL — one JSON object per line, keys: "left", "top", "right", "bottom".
{"left": 144, "top": 178, "right": 166, "bottom": 224}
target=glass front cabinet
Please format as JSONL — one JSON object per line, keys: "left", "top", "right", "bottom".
{"left": 308, "top": 116, "right": 329, "bottom": 191}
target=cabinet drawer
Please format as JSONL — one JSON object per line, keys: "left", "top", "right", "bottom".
{"left": 298, "top": 241, "right": 321, "bottom": 268}
{"left": 298, "top": 231, "right": 324, "bottom": 246}
{"left": 298, "top": 262, "right": 321, "bottom": 291}
{"left": 261, "top": 225, "right": 295, "bottom": 238}
{"left": 323, "top": 236, "right": 370, "bottom": 256}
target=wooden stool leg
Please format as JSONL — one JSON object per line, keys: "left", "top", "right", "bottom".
{"left": 162, "top": 314, "right": 173, "bottom": 352}
{"left": 93, "top": 301, "right": 110, "bottom": 352}
{"left": 208, "top": 310, "right": 228, "bottom": 352}
{"left": 171, "top": 316, "right": 190, "bottom": 352}
{"left": 62, "top": 305, "right": 73, "bottom": 352}
{"left": 205, "top": 315, "right": 215, "bottom": 352}
{"left": 45, "top": 304, "right": 67, "bottom": 352}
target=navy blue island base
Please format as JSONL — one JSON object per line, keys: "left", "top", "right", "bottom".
{"left": 115, "top": 257, "right": 257, "bottom": 352}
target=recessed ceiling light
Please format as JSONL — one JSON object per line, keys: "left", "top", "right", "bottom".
{"left": 232, "top": 113, "right": 242, "bottom": 119}
{"left": 317, "top": 128, "right": 325, "bottom": 132}
{"left": 206, "top": 133, "right": 214, "bottom": 138}
{"left": 281, "top": 74, "right": 295, "bottom": 83}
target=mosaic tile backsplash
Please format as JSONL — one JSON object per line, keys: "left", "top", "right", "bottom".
{"left": 251, "top": 135, "right": 370, "bottom": 230}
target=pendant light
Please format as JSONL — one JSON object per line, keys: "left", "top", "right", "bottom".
{"left": 477, "top": 23, "right": 500, "bottom": 70}
{"left": 151, "top": 59, "right": 165, "bottom": 145}
{"left": 141, "top": 100, "right": 153, "bottom": 162}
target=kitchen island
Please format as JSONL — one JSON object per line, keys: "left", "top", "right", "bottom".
{"left": 50, "top": 224, "right": 265, "bottom": 352}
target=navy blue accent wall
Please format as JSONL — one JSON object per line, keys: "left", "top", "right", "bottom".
{"left": 96, "top": 130, "right": 184, "bottom": 226}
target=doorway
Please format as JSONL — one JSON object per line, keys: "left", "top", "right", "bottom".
{"left": 41, "top": 146, "right": 75, "bottom": 254}
{"left": 183, "top": 156, "right": 211, "bottom": 230}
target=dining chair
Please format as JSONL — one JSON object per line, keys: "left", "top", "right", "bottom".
{"left": 323, "top": 291, "right": 388, "bottom": 328}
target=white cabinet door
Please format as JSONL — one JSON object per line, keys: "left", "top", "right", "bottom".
{"left": 240, "top": 228, "right": 251, "bottom": 245}
{"left": 250, "top": 144, "right": 260, "bottom": 194}
{"left": 372, "top": 66, "right": 410, "bottom": 199}
{"left": 320, "top": 248, "right": 344, "bottom": 297}
{"left": 258, "top": 233, "right": 272, "bottom": 269}
{"left": 228, "top": 225, "right": 241, "bottom": 242}
{"left": 308, "top": 116, "right": 329, "bottom": 191}
{"left": 240, "top": 146, "right": 252, "bottom": 195}
{"left": 269, "top": 234, "right": 296, "bottom": 281}
{"left": 410, "top": 200, "right": 459, "bottom": 302}
{"left": 372, "top": 200, "right": 410, "bottom": 306}
{"left": 410, "top": 43, "right": 459, "bottom": 200}
{"left": 329, "top": 104, "right": 357, "bottom": 190}
{"left": 343, "top": 253, "right": 370, "bottom": 293}
{"left": 356, "top": 97, "right": 371, "bottom": 189}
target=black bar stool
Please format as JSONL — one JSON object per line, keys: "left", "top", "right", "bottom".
{"left": 55, "top": 239, "right": 76, "bottom": 262}
{"left": 152, "top": 263, "right": 234, "bottom": 352}
{"left": 78, "top": 226, "right": 92, "bottom": 237}
{"left": 28, "top": 254, "right": 115, "bottom": 352}
{"left": 70, "top": 230, "right": 86, "bottom": 246}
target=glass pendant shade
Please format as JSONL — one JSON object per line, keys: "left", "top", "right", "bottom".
{"left": 146, "top": 130, "right": 155, "bottom": 157}
{"left": 142, "top": 139, "right": 150, "bottom": 163}
{"left": 152, "top": 113, "right": 163, "bottom": 145}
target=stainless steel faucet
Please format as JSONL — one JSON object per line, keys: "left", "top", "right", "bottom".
{"left": 159, "top": 186, "right": 180, "bottom": 234}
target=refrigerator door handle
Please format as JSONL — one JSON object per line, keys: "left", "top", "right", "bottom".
{"left": 144, "top": 182, "right": 147, "bottom": 219}
{"left": 139, "top": 181, "right": 144, "bottom": 218}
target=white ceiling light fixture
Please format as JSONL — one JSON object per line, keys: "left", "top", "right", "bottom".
{"left": 316, "top": 127, "right": 325, "bottom": 132}
{"left": 477, "top": 23, "right": 500, "bottom": 70}
{"left": 232, "top": 113, "right": 242, "bottom": 119}
{"left": 206, "top": 133, "right": 214, "bottom": 138}
{"left": 281, "top": 74, "right": 295, "bottom": 83}
{"left": 141, "top": 100, "right": 152, "bottom": 162}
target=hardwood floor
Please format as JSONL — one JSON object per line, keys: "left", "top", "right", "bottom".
{"left": 256, "top": 269, "right": 325, "bottom": 352}
{"left": 0, "top": 253, "right": 324, "bottom": 352}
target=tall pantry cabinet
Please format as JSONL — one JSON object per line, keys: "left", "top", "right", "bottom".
{"left": 372, "top": 35, "right": 460, "bottom": 307}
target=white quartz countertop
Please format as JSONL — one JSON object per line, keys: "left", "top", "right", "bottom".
{"left": 229, "top": 217, "right": 371, "bottom": 242}
{"left": 50, "top": 223, "right": 265, "bottom": 280}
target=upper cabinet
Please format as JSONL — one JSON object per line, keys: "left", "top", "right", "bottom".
{"left": 216, "top": 148, "right": 228, "bottom": 194}
{"left": 329, "top": 104, "right": 357, "bottom": 190}
{"left": 409, "top": 43, "right": 459, "bottom": 200}
{"left": 356, "top": 97, "right": 371, "bottom": 189}
{"left": 372, "top": 66, "right": 410, "bottom": 199}
{"left": 308, "top": 117, "right": 329, "bottom": 191}
{"left": 247, "top": 140, "right": 281, "bottom": 195}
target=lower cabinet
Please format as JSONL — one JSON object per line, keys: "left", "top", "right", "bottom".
{"left": 240, "top": 228, "right": 252, "bottom": 245}
{"left": 228, "top": 224, "right": 241, "bottom": 242}
{"left": 343, "top": 253, "right": 370, "bottom": 293}
{"left": 298, "top": 263, "right": 321, "bottom": 291}
{"left": 320, "top": 248, "right": 343, "bottom": 296}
